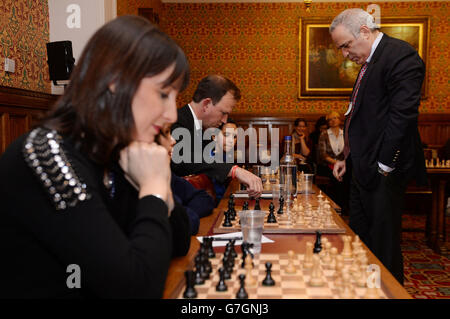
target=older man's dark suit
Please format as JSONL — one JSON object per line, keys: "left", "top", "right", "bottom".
{"left": 346, "top": 34, "right": 426, "bottom": 284}
{"left": 171, "top": 105, "right": 233, "bottom": 184}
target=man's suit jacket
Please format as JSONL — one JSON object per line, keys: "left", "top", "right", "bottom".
{"left": 347, "top": 34, "right": 427, "bottom": 189}
{"left": 171, "top": 104, "right": 233, "bottom": 184}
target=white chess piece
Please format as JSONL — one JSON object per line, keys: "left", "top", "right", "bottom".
{"left": 308, "top": 254, "right": 325, "bottom": 287}
{"left": 285, "top": 250, "right": 297, "bottom": 274}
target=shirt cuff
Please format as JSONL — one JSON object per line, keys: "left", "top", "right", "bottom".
{"left": 378, "top": 162, "right": 394, "bottom": 172}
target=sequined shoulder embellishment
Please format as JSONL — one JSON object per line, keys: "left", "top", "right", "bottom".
{"left": 22, "top": 128, "right": 91, "bottom": 210}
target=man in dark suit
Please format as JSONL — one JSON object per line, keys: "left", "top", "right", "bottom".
{"left": 330, "top": 8, "right": 427, "bottom": 284}
{"left": 171, "top": 75, "right": 262, "bottom": 198}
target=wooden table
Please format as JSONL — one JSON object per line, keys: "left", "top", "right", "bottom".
{"left": 163, "top": 181, "right": 411, "bottom": 299}
{"left": 426, "top": 168, "right": 450, "bottom": 254}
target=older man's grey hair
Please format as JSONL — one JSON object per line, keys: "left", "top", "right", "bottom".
{"left": 329, "top": 8, "right": 379, "bottom": 38}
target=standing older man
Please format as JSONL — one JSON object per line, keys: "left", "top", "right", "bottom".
{"left": 330, "top": 9, "right": 427, "bottom": 284}
{"left": 171, "top": 75, "right": 262, "bottom": 198}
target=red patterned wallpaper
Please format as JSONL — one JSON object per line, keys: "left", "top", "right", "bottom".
{"left": 0, "top": 0, "right": 50, "bottom": 93}
{"left": 160, "top": 1, "right": 449, "bottom": 115}
{"left": 117, "top": 0, "right": 162, "bottom": 17}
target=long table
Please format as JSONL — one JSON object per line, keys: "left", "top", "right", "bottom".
{"left": 163, "top": 181, "right": 411, "bottom": 299}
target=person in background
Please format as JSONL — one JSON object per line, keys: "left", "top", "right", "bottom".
{"left": 318, "top": 111, "right": 345, "bottom": 176}
{"left": 0, "top": 15, "right": 190, "bottom": 298}
{"left": 318, "top": 111, "right": 348, "bottom": 214}
{"left": 210, "top": 120, "right": 238, "bottom": 204}
{"left": 292, "top": 118, "right": 312, "bottom": 162}
{"left": 171, "top": 75, "right": 262, "bottom": 198}
{"left": 156, "top": 124, "right": 215, "bottom": 235}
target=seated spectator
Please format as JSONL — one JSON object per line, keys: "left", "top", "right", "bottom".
{"left": 318, "top": 111, "right": 344, "bottom": 177}
{"left": 157, "top": 124, "right": 215, "bottom": 235}
{"left": 210, "top": 120, "right": 238, "bottom": 204}
{"left": 318, "top": 111, "right": 349, "bottom": 214}
{"left": 292, "top": 118, "right": 311, "bottom": 163}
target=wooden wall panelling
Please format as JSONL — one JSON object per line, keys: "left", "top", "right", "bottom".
{"left": 0, "top": 86, "right": 58, "bottom": 154}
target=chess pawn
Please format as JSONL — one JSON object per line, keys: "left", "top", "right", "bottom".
{"left": 329, "top": 247, "right": 338, "bottom": 271}
{"left": 182, "top": 270, "right": 197, "bottom": 299}
{"left": 308, "top": 254, "right": 324, "bottom": 287}
{"left": 339, "top": 271, "right": 355, "bottom": 299}
{"left": 322, "top": 242, "right": 332, "bottom": 265}
{"left": 356, "top": 264, "right": 368, "bottom": 288}
{"left": 341, "top": 235, "right": 353, "bottom": 259}
{"left": 285, "top": 250, "right": 297, "bottom": 274}
{"left": 304, "top": 242, "right": 314, "bottom": 269}
{"left": 296, "top": 214, "right": 305, "bottom": 225}
{"left": 335, "top": 255, "right": 345, "bottom": 275}
{"left": 324, "top": 214, "right": 335, "bottom": 228}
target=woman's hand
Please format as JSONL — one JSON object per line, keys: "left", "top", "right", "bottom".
{"left": 119, "top": 142, "right": 172, "bottom": 209}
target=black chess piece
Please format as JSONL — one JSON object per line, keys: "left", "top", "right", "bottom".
{"left": 194, "top": 266, "right": 205, "bottom": 285}
{"left": 313, "top": 231, "right": 322, "bottom": 254}
{"left": 277, "top": 196, "right": 284, "bottom": 214}
{"left": 222, "top": 210, "right": 232, "bottom": 227}
{"left": 267, "top": 207, "right": 277, "bottom": 223}
{"left": 229, "top": 239, "right": 237, "bottom": 258}
{"left": 228, "top": 196, "right": 236, "bottom": 220}
{"left": 254, "top": 198, "right": 261, "bottom": 210}
{"left": 243, "top": 201, "right": 249, "bottom": 211}
{"left": 182, "top": 270, "right": 197, "bottom": 298}
{"left": 204, "top": 237, "right": 216, "bottom": 258}
{"left": 269, "top": 202, "right": 275, "bottom": 213}
{"left": 216, "top": 267, "right": 228, "bottom": 292}
{"left": 262, "top": 262, "right": 275, "bottom": 286}
{"left": 236, "top": 274, "right": 248, "bottom": 299}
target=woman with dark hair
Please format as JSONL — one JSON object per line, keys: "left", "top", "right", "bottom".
{"left": 0, "top": 16, "right": 190, "bottom": 298}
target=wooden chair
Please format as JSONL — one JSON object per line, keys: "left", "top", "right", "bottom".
{"left": 182, "top": 173, "right": 216, "bottom": 201}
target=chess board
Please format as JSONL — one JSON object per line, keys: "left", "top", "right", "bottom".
{"left": 213, "top": 203, "right": 347, "bottom": 234}
{"left": 425, "top": 159, "right": 450, "bottom": 169}
{"left": 177, "top": 252, "right": 388, "bottom": 299}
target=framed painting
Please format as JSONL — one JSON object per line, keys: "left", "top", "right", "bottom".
{"left": 298, "top": 17, "right": 429, "bottom": 99}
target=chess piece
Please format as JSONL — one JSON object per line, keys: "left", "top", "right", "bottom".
{"left": 329, "top": 247, "right": 338, "bottom": 271}
{"left": 222, "top": 210, "right": 232, "bottom": 227}
{"left": 322, "top": 242, "right": 332, "bottom": 265}
{"left": 285, "top": 250, "right": 297, "bottom": 274}
{"left": 244, "top": 255, "right": 256, "bottom": 286}
{"left": 341, "top": 235, "right": 352, "bottom": 258}
{"left": 182, "top": 270, "right": 197, "bottom": 298}
{"left": 254, "top": 198, "right": 261, "bottom": 210}
{"left": 243, "top": 201, "right": 249, "bottom": 210}
{"left": 236, "top": 274, "right": 249, "bottom": 299}
{"left": 339, "top": 271, "right": 355, "bottom": 298}
{"left": 267, "top": 206, "right": 277, "bottom": 223}
{"left": 308, "top": 254, "right": 324, "bottom": 287}
{"left": 277, "top": 196, "right": 284, "bottom": 214}
{"left": 228, "top": 196, "right": 236, "bottom": 220}
{"left": 313, "top": 231, "right": 322, "bottom": 254}
{"left": 304, "top": 242, "right": 314, "bottom": 269}
{"left": 269, "top": 202, "right": 275, "bottom": 213}
{"left": 204, "top": 237, "right": 216, "bottom": 258}
{"left": 262, "top": 262, "right": 275, "bottom": 286}
{"left": 215, "top": 267, "right": 228, "bottom": 292}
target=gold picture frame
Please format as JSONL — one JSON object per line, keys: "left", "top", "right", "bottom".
{"left": 298, "top": 17, "right": 429, "bottom": 99}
